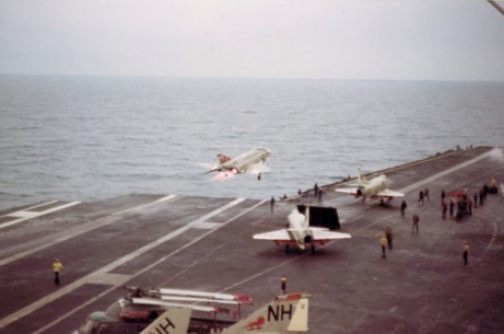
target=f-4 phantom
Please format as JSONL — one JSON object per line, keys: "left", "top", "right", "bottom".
{"left": 206, "top": 148, "right": 271, "bottom": 180}
{"left": 335, "top": 169, "right": 404, "bottom": 203}
{"left": 253, "top": 205, "right": 351, "bottom": 253}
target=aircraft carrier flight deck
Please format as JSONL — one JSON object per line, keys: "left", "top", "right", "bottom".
{"left": 1, "top": 146, "right": 503, "bottom": 333}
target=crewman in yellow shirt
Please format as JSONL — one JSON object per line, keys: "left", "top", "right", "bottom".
{"left": 380, "top": 234, "right": 388, "bottom": 259}
{"left": 52, "top": 258, "right": 63, "bottom": 285}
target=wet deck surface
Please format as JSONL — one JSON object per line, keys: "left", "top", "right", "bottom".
{"left": 1, "top": 146, "right": 503, "bottom": 334}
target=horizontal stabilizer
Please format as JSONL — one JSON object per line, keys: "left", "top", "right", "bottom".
{"left": 376, "top": 189, "right": 405, "bottom": 197}
{"left": 311, "top": 229, "right": 351, "bottom": 240}
{"left": 253, "top": 229, "right": 291, "bottom": 241}
{"left": 245, "top": 160, "right": 271, "bottom": 175}
{"left": 335, "top": 187, "right": 359, "bottom": 195}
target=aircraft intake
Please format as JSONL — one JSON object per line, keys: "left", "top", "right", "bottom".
{"left": 304, "top": 235, "right": 312, "bottom": 244}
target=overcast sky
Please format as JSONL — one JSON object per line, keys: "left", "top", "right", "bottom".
{"left": 1, "top": 0, "right": 503, "bottom": 81}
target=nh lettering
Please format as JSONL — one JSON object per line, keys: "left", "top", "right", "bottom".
{"left": 267, "top": 304, "right": 293, "bottom": 322}
{"left": 148, "top": 316, "right": 176, "bottom": 334}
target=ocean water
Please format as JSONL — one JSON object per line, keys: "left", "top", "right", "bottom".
{"left": 1, "top": 75, "right": 503, "bottom": 210}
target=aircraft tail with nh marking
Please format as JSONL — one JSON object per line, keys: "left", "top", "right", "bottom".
{"left": 140, "top": 308, "right": 191, "bottom": 334}
{"left": 219, "top": 293, "right": 309, "bottom": 334}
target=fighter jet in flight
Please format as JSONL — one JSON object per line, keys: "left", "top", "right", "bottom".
{"left": 335, "top": 169, "right": 404, "bottom": 203}
{"left": 253, "top": 206, "right": 351, "bottom": 253}
{"left": 206, "top": 148, "right": 271, "bottom": 180}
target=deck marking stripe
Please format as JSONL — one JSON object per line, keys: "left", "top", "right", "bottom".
{"left": 0, "top": 200, "right": 58, "bottom": 217}
{"left": 221, "top": 256, "right": 302, "bottom": 294}
{"left": 0, "top": 197, "right": 248, "bottom": 331}
{"left": 96, "top": 198, "right": 245, "bottom": 273}
{"left": 0, "top": 201, "right": 81, "bottom": 230}
{"left": 336, "top": 148, "right": 500, "bottom": 228}
{"left": 24, "top": 200, "right": 59, "bottom": 211}
{"left": 398, "top": 147, "right": 500, "bottom": 194}
{"left": 0, "top": 195, "right": 177, "bottom": 267}
{"left": 30, "top": 199, "right": 265, "bottom": 334}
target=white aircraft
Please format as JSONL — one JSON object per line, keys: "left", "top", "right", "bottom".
{"left": 335, "top": 170, "right": 404, "bottom": 203}
{"left": 74, "top": 286, "right": 308, "bottom": 334}
{"left": 132, "top": 289, "right": 309, "bottom": 334}
{"left": 253, "top": 206, "right": 351, "bottom": 253}
{"left": 137, "top": 290, "right": 309, "bottom": 334}
{"left": 206, "top": 148, "right": 271, "bottom": 180}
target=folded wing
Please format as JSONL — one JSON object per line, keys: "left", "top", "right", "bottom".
{"left": 310, "top": 228, "right": 352, "bottom": 240}
{"left": 376, "top": 189, "right": 404, "bottom": 197}
{"left": 335, "top": 187, "right": 359, "bottom": 195}
{"left": 244, "top": 160, "right": 271, "bottom": 175}
{"left": 253, "top": 229, "right": 291, "bottom": 241}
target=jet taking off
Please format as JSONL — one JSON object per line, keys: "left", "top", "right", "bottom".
{"left": 335, "top": 170, "right": 404, "bottom": 203}
{"left": 253, "top": 206, "right": 351, "bottom": 253}
{"left": 206, "top": 148, "right": 271, "bottom": 180}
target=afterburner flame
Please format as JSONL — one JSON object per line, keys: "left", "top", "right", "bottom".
{"left": 213, "top": 169, "right": 238, "bottom": 181}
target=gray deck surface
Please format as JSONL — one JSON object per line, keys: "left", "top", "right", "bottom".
{"left": 0, "top": 146, "right": 503, "bottom": 334}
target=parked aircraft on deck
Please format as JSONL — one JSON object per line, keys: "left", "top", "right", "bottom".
{"left": 205, "top": 148, "right": 271, "bottom": 180}
{"left": 72, "top": 287, "right": 308, "bottom": 334}
{"left": 253, "top": 205, "right": 351, "bottom": 253}
{"left": 335, "top": 169, "right": 404, "bottom": 203}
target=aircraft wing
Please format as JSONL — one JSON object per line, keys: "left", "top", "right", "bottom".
{"left": 243, "top": 160, "right": 271, "bottom": 175}
{"left": 310, "top": 228, "right": 351, "bottom": 241}
{"left": 376, "top": 189, "right": 404, "bottom": 198}
{"left": 253, "top": 229, "right": 291, "bottom": 241}
{"left": 335, "top": 187, "right": 359, "bottom": 195}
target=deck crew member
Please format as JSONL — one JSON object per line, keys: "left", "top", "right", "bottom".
{"left": 281, "top": 275, "right": 287, "bottom": 294}
{"left": 52, "top": 258, "right": 63, "bottom": 285}
{"left": 463, "top": 242, "right": 470, "bottom": 266}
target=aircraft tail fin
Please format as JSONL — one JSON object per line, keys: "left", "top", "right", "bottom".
{"left": 357, "top": 169, "right": 368, "bottom": 186}
{"left": 288, "top": 208, "right": 308, "bottom": 230}
{"left": 217, "top": 153, "right": 232, "bottom": 164}
{"left": 222, "top": 293, "right": 309, "bottom": 334}
{"left": 140, "top": 308, "right": 192, "bottom": 334}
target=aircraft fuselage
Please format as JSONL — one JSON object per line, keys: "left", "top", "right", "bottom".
{"left": 218, "top": 148, "right": 270, "bottom": 173}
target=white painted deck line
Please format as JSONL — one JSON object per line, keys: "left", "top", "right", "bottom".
{"left": 399, "top": 148, "right": 500, "bottom": 194}
{"left": 7, "top": 211, "right": 39, "bottom": 219}
{"left": 25, "top": 200, "right": 59, "bottom": 211}
{"left": 96, "top": 198, "right": 245, "bottom": 273}
{"left": 0, "top": 197, "right": 246, "bottom": 330}
{"left": 30, "top": 198, "right": 266, "bottom": 334}
{"left": 0, "top": 200, "right": 58, "bottom": 218}
{"left": 192, "top": 222, "right": 222, "bottom": 229}
{"left": 0, "top": 195, "right": 177, "bottom": 267}
{"left": 0, "top": 201, "right": 82, "bottom": 230}
{"left": 118, "top": 194, "right": 177, "bottom": 215}
{"left": 85, "top": 272, "right": 132, "bottom": 286}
